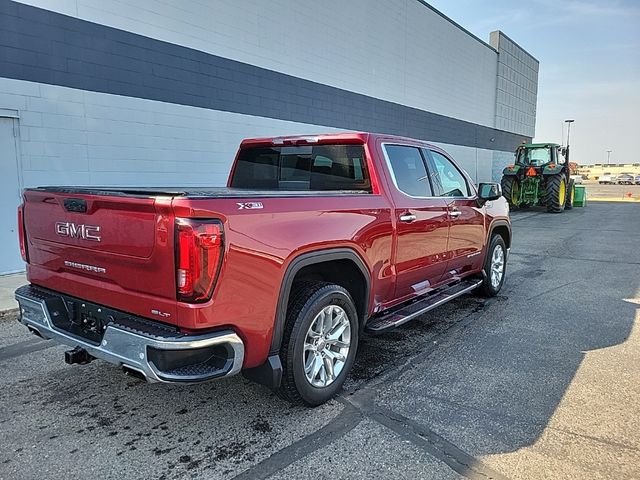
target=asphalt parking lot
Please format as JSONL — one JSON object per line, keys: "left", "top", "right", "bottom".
{"left": 1, "top": 201, "right": 639, "bottom": 480}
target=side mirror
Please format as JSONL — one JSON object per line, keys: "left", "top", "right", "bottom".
{"left": 478, "top": 182, "right": 502, "bottom": 202}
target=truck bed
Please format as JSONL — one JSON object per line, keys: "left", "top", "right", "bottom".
{"left": 31, "top": 186, "right": 370, "bottom": 199}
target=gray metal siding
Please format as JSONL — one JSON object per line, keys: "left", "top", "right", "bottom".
{"left": 0, "top": 0, "right": 530, "bottom": 152}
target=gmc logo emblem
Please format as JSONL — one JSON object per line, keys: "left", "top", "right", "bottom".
{"left": 55, "top": 222, "right": 101, "bottom": 242}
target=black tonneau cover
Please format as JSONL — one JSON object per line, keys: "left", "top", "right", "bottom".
{"left": 29, "top": 186, "right": 370, "bottom": 199}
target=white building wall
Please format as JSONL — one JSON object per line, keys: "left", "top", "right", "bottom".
{"left": 1, "top": 77, "right": 348, "bottom": 188}
{"left": 2, "top": 77, "right": 494, "bottom": 190}
{"left": 15, "top": 0, "right": 499, "bottom": 128}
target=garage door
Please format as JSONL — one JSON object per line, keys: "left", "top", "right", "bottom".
{"left": 0, "top": 116, "right": 23, "bottom": 274}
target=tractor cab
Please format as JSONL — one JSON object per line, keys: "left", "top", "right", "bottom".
{"left": 515, "top": 143, "right": 564, "bottom": 168}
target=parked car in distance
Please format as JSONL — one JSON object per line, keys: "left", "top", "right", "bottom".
{"left": 570, "top": 174, "right": 583, "bottom": 185}
{"left": 15, "top": 132, "right": 511, "bottom": 406}
{"left": 616, "top": 173, "right": 635, "bottom": 185}
{"left": 599, "top": 173, "right": 614, "bottom": 184}
{"left": 635, "top": 175, "right": 640, "bottom": 185}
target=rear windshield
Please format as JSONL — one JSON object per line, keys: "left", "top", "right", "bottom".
{"left": 517, "top": 147, "right": 552, "bottom": 166}
{"left": 230, "top": 145, "right": 371, "bottom": 191}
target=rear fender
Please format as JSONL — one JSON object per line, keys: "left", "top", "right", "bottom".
{"left": 543, "top": 165, "right": 565, "bottom": 175}
{"left": 270, "top": 248, "right": 370, "bottom": 354}
{"left": 243, "top": 248, "right": 370, "bottom": 390}
{"left": 502, "top": 165, "right": 521, "bottom": 176}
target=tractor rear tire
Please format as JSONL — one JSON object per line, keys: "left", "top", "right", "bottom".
{"left": 501, "top": 176, "right": 519, "bottom": 208}
{"left": 565, "top": 179, "right": 575, "bottom": 210}
{"left": 545, "top": 174, "right": 567, "bottom": 213}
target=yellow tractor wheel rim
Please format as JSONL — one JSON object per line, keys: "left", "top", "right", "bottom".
{"left": 511, "top": 181, "right": 520, "bottom": 204}
{"left": 559, "top": 179, "right": 566, "bottom": 206}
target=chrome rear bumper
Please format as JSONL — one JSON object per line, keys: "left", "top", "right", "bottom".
{"left": 15, "top": 284, "right": 244, "bottom": 383}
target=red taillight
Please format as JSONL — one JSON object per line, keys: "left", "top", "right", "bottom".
{"left": 175, "top": 219, "right": 223, "bottom": 303}
{"left": 17, "top": 205, "right": 28, "bottom": 263}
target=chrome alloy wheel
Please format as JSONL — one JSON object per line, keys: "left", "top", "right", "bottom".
{"left": 303, "top": 305, "right": 351, "bottom": 388}
{"left": 490, "top": 244, "right": 505, "bottom": 289}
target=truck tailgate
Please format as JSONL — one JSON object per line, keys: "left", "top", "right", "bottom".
{"left": 22, "top": 189, "right": 178, "bottom": 320}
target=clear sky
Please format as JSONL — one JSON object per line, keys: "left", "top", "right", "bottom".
{"left": 428, "top": 0, "right": 640, "bottom": 165}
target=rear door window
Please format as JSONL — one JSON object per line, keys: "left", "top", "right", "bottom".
{"left": 383, "top": 145, "right": 433, "bottom": 197}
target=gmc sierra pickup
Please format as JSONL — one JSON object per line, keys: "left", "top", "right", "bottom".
{"left": 15, "top": 132, "right": 510, "bottom": 406}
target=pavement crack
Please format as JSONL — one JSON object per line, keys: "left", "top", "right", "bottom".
{"left": 546, "top": 425, "right": 640, "bottom": 453}
{"left": 344, "top": 397, "right": 511, "bottom": 480}
{"left": 510, "top": 212, "right": 545, "bottom": 223}
{"left": 231, "top": 403, "right": 363, "bottom": 480}
{"left": 525, "top": 279, "right": 583, "bottom": 301}
{"left": 0, "top": 337, "right": 53, "bottom": 363}
{"left": 510, "top": 251, "right": 640, "bottom": 266}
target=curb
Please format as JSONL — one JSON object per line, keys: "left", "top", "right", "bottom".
{"left": 589, "top": 197, "right": 640, "bottom": 203}
{"left": 0, "top": 307, "right": 19, "bottom": 319}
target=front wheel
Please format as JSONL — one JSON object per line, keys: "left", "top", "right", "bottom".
{"left": 478, "top": 234, "right": 507, "bottom": 297}
{"left": 278, "top": 282, "right": 359, "bottom": 406}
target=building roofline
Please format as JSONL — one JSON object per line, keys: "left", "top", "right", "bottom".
{"left": 415, "top": 1, "right": 498, "bottom": 54}
{"left": 490, "top": 30, "right": 540, "bottom": 63}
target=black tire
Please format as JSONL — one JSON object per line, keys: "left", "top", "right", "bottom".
{"left": 565, "top": 179, "right": 575, "bottom": 210}
{"left": 501, "top": 176, "right": 520, "bottom": 207}
{"left": 544, "top": 174, "right": 567, "bottom": 213}
{"left": 278, "top": 282, "right": 359, "bottom": 406}
{"left": 478, "top": 234, "right": 507, "bottom": 297}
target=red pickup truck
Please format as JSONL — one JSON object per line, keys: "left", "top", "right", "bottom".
{"left": 15, "top": 132, "right": 510, "bottom": 405}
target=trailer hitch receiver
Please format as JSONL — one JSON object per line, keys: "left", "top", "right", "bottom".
{"left": 64, "top": 346, "right": 95, "bottom": 365}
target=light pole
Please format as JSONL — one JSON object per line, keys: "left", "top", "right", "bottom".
{"left": 606, "top": 150, "right": 612, "bottom": 165}
{"left": 564, "top": 119, "right": 575, "bottom": 147}
{"left": 564, "top": 119, "right": 575, "bottom": 163}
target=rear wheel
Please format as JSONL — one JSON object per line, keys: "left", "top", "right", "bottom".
{"left": 278, "top": 282, "right": 359, "bottom": 406}
{"left": 545, "top": 174, "right": 566, "bottom": 213}
{"left": 501, "top": 176, "right": 520, "bottom": 207}
{"left": 478, "top": 234, "right": 507, "bottom": 297}
{"left": 565, "top": 179, "right": 575, "bottom": 210}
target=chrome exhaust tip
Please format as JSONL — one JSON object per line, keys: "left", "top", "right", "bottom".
{"left": 27, "top": 326, "right": 45, "bottom": 339}
{"left": 122, "top": 365, "right": 148, "bottom": 382}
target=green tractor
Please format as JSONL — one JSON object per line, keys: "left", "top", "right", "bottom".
{"left": 500, "top": 142, "right": 575, "bottom": 213}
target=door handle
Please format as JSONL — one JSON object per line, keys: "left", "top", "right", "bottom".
{"left": 449, "top": 210, "right": 462, "bottom": 218}
{"left": 399, "top": 214, "right": 417, "bottom": 223}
